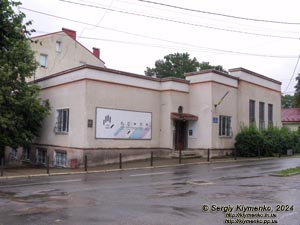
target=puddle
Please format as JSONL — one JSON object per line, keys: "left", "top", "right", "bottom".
{"left": 153, "top": 190, "right": 196, "bottom": 198}
{"left": 14, "top": 206, "right": 57, "bottom": 216}
{"left": 151, "top": 204, "right": 199, "bottom": 217}
{"left": 0, "top": 190, "right": 16, "bottom": 198}
{"left": 172, "top": 182, "right": 187, "bottom": 186}
{"left": 187, "top": 180, "right": 214, "bottom": 186}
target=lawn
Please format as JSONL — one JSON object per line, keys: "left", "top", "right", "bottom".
{"left": 275, "top": 167, "right": 300, "bottom": 176}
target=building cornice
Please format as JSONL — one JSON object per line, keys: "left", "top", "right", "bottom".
{"left": 34, "top": 64, "right": 190, "bottom": 84}
{"left": 229, "top": 67, "right": 282, "bottom": 85}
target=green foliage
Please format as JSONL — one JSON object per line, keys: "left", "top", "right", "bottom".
{"left": 235, "top": 125, "right": 264, "bottom": 157}
{"left": 292, "top": 73, "right": 300, "bottom": 107}
{"left": 281, "top": 94, "right": 293, "bottom": 108}
{"left": 0, "top": 0, "right": 50, "bottom": 153}
{"left": 235, "top": 126, "right": 300, "bottom": 157}
{"left": 145, "top": 52, "right": 227, "bottom": 78}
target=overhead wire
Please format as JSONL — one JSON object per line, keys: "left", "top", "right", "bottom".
{"left": 283, "top": 50, "right": 300, "bottom": 94}
{"left": 33, "top": 30, "right": 299, "bottom": 59}
{"left": 136, "top": 0, "right": 300, "bottom": 25}
{"left": 57, "top": 0, "right": 299, "bottom": 40}
{"left": 78, "top": 0, "right": 115, "bottom": 39}
{"left": 23, "top": 8, "right": 299, "bottom": 59}
{"left": 114, "top": 0, "right": 300, "bottom": 35}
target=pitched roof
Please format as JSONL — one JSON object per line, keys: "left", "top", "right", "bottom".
{"left": 281, "top": 108, "right": 300, "bottom": 122}
{"left": 31, "top": 29, "right": 105, "bottom": 64}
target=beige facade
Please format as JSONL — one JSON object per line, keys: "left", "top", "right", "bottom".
{"left": 30, "top": 28, "right": 105, "bottom": 81}
{"left": 5, "top": 29, "right": 282, "bottom": 166}
{"left": 17, "top": 65, "right": 280, "bottom": 167}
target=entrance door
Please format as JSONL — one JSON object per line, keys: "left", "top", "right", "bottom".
{"left": 174, "top": 120, "right": 187, "bottom": 150}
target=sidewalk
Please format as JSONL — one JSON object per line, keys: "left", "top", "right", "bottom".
{"left": 1, "top": 155, "right": 299, "bottom": 179}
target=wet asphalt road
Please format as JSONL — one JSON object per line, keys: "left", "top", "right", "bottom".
{"left": 0, "top": 158, "right": 299, "bottom": 225}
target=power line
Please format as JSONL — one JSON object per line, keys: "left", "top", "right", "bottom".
{"left": 283, "top": 50, "right": 300, "bottom": 93}
{"left": 35, "top": 30, "right": 299, "bottom": 58}
{"left": 57, "top": 0, "right": 299, "bottom": 40}
{"left": 115, "top": 0, "right": 300, "bottom": 35}
{"left": 22, "top": 8, "right": 299, "bottom": 59}
{"left": 136, "top": 0, "right": 300, "bottom": 25}
{"left": 79, "top": 0, "right": 115, "bottom": 39}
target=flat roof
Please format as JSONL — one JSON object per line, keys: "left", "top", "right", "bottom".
{"left": 184, "top": 69, "right": 238, "bottom": 80}
{"left": 34, "top": 64, "right": 190, "bottom": 84}
{"left": 229, "top": 67, "right": 281, "bottom": 85}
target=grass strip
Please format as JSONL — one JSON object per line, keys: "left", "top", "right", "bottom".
{"left": 275, "top": 167, "right": 300, "bottom": 176}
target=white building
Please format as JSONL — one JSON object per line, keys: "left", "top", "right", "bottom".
{"left": 5, "top": 29, "right": 282, "bottom": 167}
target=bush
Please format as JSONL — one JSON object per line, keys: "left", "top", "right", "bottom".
{"left": 235, "top": 125, "right": 264, "bottom": 157}
{"left": 292, "top": 131, "right": 300, "bottom": 154}
{"left": 235, "top": 125, "right": 299, "bottom": 157}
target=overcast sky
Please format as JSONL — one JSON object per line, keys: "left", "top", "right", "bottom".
{"left": 19, "top": 0, "right": 300, "bottom": 94}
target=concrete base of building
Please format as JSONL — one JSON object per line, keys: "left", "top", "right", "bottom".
{"left": 30, "top": 145, "right": 172, "bottom": 168}
{"left": 4, "top": 145, "right": 235, "bottom": 168}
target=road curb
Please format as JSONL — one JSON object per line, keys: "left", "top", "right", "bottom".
{"left": 0, "top": 156, "right": 290, "bottom": 180}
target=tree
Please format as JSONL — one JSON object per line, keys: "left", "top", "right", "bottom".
{"left": 281, "top": 94, "right": 293, "bottom": 108}
{"left": 0, "top": 0, "right": 50, "bottom": 159}
{"left": 145, "top": 52, "right": 227, "bottom": 79}
{"left": 293, "top": 73, "right": 300, "bottom": 107}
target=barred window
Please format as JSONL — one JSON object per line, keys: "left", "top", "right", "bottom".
{"left": 37, "top": 148, "right": 47, "bottom": 165}
{"left": 54, "top": 151, "right": 67, "bottom": 167}
{"left": 22, "top": 146, "right": 31, "bottom": 161}
{"left": 219, "top": 115, "right": 232, "bottom": 137}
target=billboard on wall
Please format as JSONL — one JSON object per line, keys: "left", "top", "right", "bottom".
{"left": 96, "top": 108, "right": 152, "bottom": 139}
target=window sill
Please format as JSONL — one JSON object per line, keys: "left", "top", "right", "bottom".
{"left": 54, "top": 164, "right": 66, "bottom": 168}
{"left": 55, "top": 132, "right": 69, "bottom": 135}
{"left": 21, "top": 159, "right": 31, "bottom": 162}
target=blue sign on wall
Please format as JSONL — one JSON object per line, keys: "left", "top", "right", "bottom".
{"left": 213, "top": 117, "right": 218, "bottom": 123}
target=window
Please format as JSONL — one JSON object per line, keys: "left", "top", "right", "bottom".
{"left": 39, "top": 54, "right": 48, "bottom": 67}
{"left": 219, "top": 115, "right": 232, "bottom": 137}
{"left": 22, "top": 146, "right": 31, "bottom": 161}
{"left": 249, "top": 100, "right": 255, "bottom": 125}
{"left": 259, "top": 102, "right": 265, "bottom": 130}
{"left": 54, "top": 150, "right": 67, "bottom": 167}
{"left": 178, "top": 106, "right": 183, "bottom": 114}
{"left": 56, "top": 109, "right": 69, "bottom": 133}
{"left": 268, "top": 104, "right": 273, "bottom": 127}
{"left": 10, "top": 148, "right": 18, "bottom": 160}
{"left": 56, "top": 41, "right": 61, "bottom": 52}
{"left": 37, "top": 148, "right": 47, "bottom": 164}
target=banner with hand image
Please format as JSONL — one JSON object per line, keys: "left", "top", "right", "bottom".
{"left": 96, "top": 108, "right": 152, "bottom": 139}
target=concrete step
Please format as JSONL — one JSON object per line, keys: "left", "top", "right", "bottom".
{"left": 170, "top": 150, "right": 203, "bottom": 159}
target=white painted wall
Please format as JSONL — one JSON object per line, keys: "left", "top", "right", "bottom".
{"left": 35, "top": 67, "right": 282, "bottom": 152}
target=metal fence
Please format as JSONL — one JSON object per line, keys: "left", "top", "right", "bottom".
{"left": 0, "top": 149, "right": 295, "bottom": 177}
